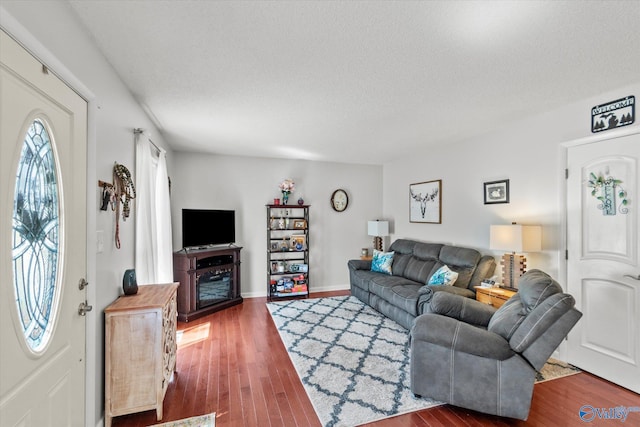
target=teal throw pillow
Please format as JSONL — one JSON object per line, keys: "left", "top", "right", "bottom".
{"left": 371, "top": 250, "right": 394, "bottom": 275}
{"left": 428, "top": 265, "right": 459, "bottom": 286}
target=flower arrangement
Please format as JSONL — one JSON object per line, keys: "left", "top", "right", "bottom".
{"left": 279, "top": 178, "right": 295, "bottom": 193}
{"left": 279, "top": 178, "right": 295, "bottom": 204}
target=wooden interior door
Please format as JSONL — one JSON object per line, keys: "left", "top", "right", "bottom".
{"left": 0, "top": 30, "right": 88, "bottom": 425}
{"left": 566, "top": 129, "right": 640, "bottom": 393}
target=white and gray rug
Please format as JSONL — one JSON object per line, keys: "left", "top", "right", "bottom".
{"left": 266, "top": 296, "right": 441, "bottom": 427}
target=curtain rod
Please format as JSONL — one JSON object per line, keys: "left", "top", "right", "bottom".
{"left": 133, "top": 128, "right": 162, "bottom": 154}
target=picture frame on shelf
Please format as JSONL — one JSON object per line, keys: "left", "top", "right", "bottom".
{"left": 290, "top": 235, "right": 306, "bottom": 251}
{"left": 409, "top": 179, "right": 442, "bottom": 224}
{"left": 270, "top": 241, "right": 279, "bottom": 251}
{"left": 484, "top": 179, "right": 510, "bottom": 204}
{"left": 270, "top": 261, "right": 279, "bottom": 273}
{"left": 293, "top": 219, "right": 307, "bottom": 229}
{"left": 289, "top": 263, "right": 308, "bottom": 273}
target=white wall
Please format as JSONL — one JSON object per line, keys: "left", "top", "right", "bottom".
{"left": 384, "top": 83, "right": 640, "bottom": 282}
{"left": 171, "top": 153, "right": 382, "bottom": 296}
{"left": 1, "top": 2, "right": 172, "bottom": 426}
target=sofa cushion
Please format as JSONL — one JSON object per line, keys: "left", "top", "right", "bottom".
{"left": 488, "top": 269, "right": 563, "bottom": 340}
{"left": 438, "top": 245, "right": 482, "bottom": 289}
{"left": 389, "top": 240, "right": 442, "bottom": 282}
{"left": 428, "top": 265, "right": 459, "bottom": 286}
{"left": 368, "top": 275, "right": 423, "bottom": 316}
{"left": 371, "top": 249, "right": 394, "bottom": 275}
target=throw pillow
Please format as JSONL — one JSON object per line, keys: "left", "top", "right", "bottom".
{"left": 427, "top": 265, "right": 459, "bottom": 286}
{"left": 371, "top": 249, "right": 394, "bottom": 275}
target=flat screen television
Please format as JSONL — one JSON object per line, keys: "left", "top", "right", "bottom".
{"left": 182, "top": 209, "right": 235, "bottom": 248}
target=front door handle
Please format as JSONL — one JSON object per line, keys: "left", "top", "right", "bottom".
{"left": 623, "top": 274, "right": 640, "bottom": 281}
{"left": 78, "top": 301, "right": 93, "bottom": 316}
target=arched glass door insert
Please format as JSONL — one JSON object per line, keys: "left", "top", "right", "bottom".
{"left": 12, "top": 118, "right": 62, "bottom": 353}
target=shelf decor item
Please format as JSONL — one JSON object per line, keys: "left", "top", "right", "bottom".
{"left": 279, "top": 178, "right": 295, "bottom": 205}
{"left": 122, "top": 269, "right": 138, "bottom": 295}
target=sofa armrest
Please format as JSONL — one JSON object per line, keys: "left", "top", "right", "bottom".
{"left": 430, "top": 292, "right": 497, "bottom": 327}
{"left": 411, "top": 314, "right": 514, "bottom": 360}
{"left": 417, "top": 285, "right": 475, "bottom": 315}
{"left": 347, "top": 259, "right": 371, "bottom": 271}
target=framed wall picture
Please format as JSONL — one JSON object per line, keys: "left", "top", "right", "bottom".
{"left": 290, "top": 235, "right": 306, "bottom": 251}
{"left": 410, "top": 179, "right": 442, "bottom": 223}
{"left": 484, "top": 179, "right": 510, "bottom": 204}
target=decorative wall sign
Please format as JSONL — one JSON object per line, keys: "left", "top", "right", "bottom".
{"left": 587, "top": 172, "right": 628, "bottom": 215}
{"left": 591, "top": 95, "right": 635, "bottom": 133}
{"left": 410, "top": 180, "right": 441, "bottom": 223}
{"left": 484, "top": 179, "right": 510, "bottom": 204}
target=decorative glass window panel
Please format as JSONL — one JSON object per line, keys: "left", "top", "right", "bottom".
{"left": 12, "top": 118, "right": 61, "bottom": 353}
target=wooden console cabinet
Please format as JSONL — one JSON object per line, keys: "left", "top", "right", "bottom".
{"left": 173, "top": 246, "right": 243, "bottom": 322}
{"left": 104, "top": 283, "right": 178, "bottom": 427}
{"left": 474, "top": 286, "right": 517, "bottom": 309}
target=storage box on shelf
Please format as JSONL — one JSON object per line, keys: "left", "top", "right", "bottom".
{"left": 267, "top": 204, "right": 310, "bottom": 299}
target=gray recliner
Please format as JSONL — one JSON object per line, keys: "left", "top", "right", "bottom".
{"left": 409, "top": 269, "right": 582, "bottom": 420}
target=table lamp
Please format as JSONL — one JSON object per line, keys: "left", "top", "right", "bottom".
{"left": 368, "top": 220, "right": 389, "bottom": 252}
{"left": 489, "top": 223, "right": 541, "bottom": 290}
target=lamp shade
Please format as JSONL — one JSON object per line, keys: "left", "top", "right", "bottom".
{"left": 368, "top": 220, "right": 389, "bottom": 237}
{"left": 490, "top": 224, "right": 541, "bottom": 253}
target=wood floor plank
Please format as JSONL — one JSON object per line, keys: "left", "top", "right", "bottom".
{"left": 111, "top": 291, "right": 640, "bottom": 426}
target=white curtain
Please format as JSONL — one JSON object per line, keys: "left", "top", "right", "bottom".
{"left": 135, "top": 132, "right": 173, "bottom": 284}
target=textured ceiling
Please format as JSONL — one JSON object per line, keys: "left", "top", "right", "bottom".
{"left": 67, "top": 1, "right": 640, "bottom": 165}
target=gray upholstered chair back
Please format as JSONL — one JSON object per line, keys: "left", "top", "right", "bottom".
{"left": 487, "top": 269, "right": 582, "bottom": 370}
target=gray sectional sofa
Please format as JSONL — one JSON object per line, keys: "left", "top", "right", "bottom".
{"left": 348, "top": 239, "right": 496, "bottom": 329}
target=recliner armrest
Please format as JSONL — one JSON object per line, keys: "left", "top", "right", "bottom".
{"left": 430, "top": 291, "right": 496, "bottom": 327}
{"left": 411, "top": 314, "right": 514, "bottom": 360}
{"left": 417, "top": 285, "right": 476, "bottom": 315}
{"left": 347, "top": 259, "right": 371, "bottom": 271}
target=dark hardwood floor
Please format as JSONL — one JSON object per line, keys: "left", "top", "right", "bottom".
{"left": 112, "top": 290, "right": 640, "bottom": 426}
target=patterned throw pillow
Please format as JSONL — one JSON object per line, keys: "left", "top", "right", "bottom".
{"left": 371, "top": 250, "right": 394, "bottom": 275}
{"left": 428, "top": 265, "right": 459, "bottom": 286}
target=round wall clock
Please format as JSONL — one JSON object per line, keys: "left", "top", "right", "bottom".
{"left": 330, "top": 189, "right": 349, "bottom": 212}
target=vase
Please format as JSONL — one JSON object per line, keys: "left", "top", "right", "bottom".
{"left": 282, "top": 192, "right": 289, "bottom": 205}
{"left": 122, "top": 269, "right": 138, "bottom": 295}
{"left": 297, "top": 197, "right": 304, "bottom": 205}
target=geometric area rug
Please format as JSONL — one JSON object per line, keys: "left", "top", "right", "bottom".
{"left": 147, "top": 412, "right": 215, "bottom": 427}
{"left": 267, "top": 296, "right": 442, "bottom": 427}
{"left": 267, "top": 295, "right": 581, "bottom": 427}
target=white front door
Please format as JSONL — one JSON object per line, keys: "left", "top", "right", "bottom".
{"left": 0, "top": 30, "right": 88, "bottom": 425}
{"left": 566, "top": 129, "right": 640, "bottom": 393}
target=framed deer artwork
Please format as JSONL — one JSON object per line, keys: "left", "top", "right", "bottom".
{"left": 410, "top": 180, "right": 442, "bottom": 223}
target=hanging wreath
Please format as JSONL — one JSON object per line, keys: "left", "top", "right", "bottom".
{"left": 587, "top": 172, "right": 628, "bottom": 215}
{"left": 113, "top": 162, "right": 136, "bottom": 248}
{"left": 113, "top": 163, "right": 136, "bottom": 219}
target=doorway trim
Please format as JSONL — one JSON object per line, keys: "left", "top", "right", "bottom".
{"left": 1, "top": 7, "right": 98, "bottom": 427}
